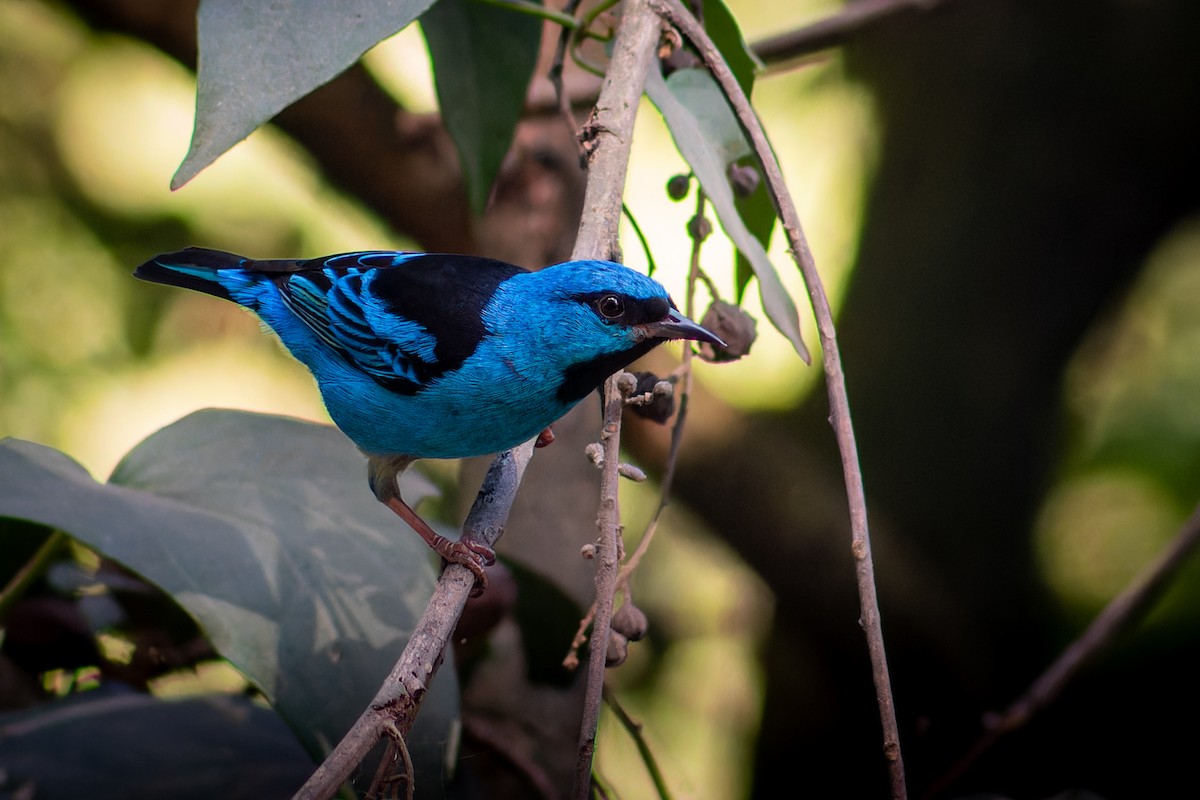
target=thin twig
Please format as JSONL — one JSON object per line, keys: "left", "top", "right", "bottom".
{"left": 925, "top": 501, "right": 1200, "bottom": 798}
{"left": 548, "top": 0, "right": 586, "bottom": 158}
{"left": 618, "top": 189, "right": 704, "bottom": 577}
{"left": 751, "top": 0, "right": 955, "bottom": 71}
{"left": 369, "top": 721, "right": 414, "bottom": 800}
{"left": 581, "top": 197, "right": 709, "bottom": 797}
{"left": 570, "top": 0, "right": 621, "bottom": 77}
{"left": 462, "top": 714, "right": 560, "bottom": 800}
{"left": 621, "top": 202, "right": 659, "bottom": 276}
{"left": 292, "top": 442, "right": 536, "bottom": 800}
{"left": 646, "top": 1, "right": 907, "bottom": 797}
{"left": 566, "top": 2, "right": 663, "bottom": 797}
{"left": 562, "top": 192, "right": 704, "bottom": 669}
{"left": 604, "top": 688, "right": 675, "bottom": 800}
{"left": 477, "top": 0, "right": 580, "bottom": 29}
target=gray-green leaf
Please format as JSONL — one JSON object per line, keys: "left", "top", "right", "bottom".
{"left": 173, "top": 0, "right": 438, "bottom": 189}
{"left": 646, "top": 65, "right": 811, "bottom": 363}
{"left": 0, "top": 410, "right": 458, "bottom": 783}
{"left": 702, "top": 0, "right": 762, "bottom": 101}
{"left": 421, "top": 0, "right": 543, "bottom": 214}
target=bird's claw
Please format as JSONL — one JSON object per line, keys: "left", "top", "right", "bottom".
{"left": 436, "top": 537, "right": 496, "bottom": 597}
{"left": 381, "top": 495, "right": 494, "bottom": 596}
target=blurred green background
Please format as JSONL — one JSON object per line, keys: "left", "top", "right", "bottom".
{"left": 4, "top": 0, "right": 1200, "bottom": 798}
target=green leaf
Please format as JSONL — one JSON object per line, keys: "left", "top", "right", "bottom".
{"left": 700, "top": 0, "right": 774, "bottom": 303}
{"left": 173, "top": 0, "right": 438, "bottom": 189}
{"left": 646, "top": 66, "right": 811, "bottom": 363}
{"left": 0, "top": 693, "right": 314, "bottom": 800}
{"left": 732, "top": 156, "right": 776, "bottom": 303}
{"left": 421, "top": 0, "right": 543, "bottom": 214}
{"left": 702, "top": 0, "right": 762, "bottom": 100}
{"left": 0, "top": 410, "right": 459, "bottom": 784}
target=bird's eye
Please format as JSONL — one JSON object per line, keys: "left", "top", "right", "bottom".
{"left": 596, "top": 294, "right": 624, "bottom": 320}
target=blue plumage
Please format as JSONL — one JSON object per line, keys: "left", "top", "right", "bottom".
{"left": 136, "top": 247, "right": 720, "bottom": 589}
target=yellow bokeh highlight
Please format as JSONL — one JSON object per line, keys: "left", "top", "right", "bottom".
{"left": 1040, "top": 216, "right": 1200, "bottom": 626}
{"left": 1034, "top": 470, "right": 1182, "bottom": 615}
{"left": 61, "top": 335, "right": 329, "bottom": 481}
{"left": 362, "top": 23, "right": 440, "bottom": 114}
{"left": 148, "top": 659, "right": 252, "bottom": 698}
{"left": 52, "top": 38, "right": 403, "bottom": 255}
{"left": 1066, "top": 217, "right": 1200, "bottom": 454}
{"left": 95, "top": 630, "right": 137, "bottom": 665}
{"left": 620, "top": 59, "right": 876, "bottom": 412}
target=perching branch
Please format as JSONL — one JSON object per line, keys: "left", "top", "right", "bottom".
{"left": 566, "top": 2, "right": 663, "bottom": 797}
{"left": 292, "top": 441, "right": 536, "bottom": 800}
{"left": 563, "top": 189, "right": 706, "bottom": 668}
{"left": 646, "top": 0, "right": 908, "bottom": 797}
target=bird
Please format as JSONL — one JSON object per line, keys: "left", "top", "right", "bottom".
{"left": 135, "top": 247, "right": 722, "bottom": 591}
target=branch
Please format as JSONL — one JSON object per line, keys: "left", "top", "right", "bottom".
{"left": 604, "top": 687, "right": 675, "bottom": 800}
{"left": 647, "top": 1, "right": 907, "bottom": 797}
{"left": 565, "top": 1, "right": 663, "bottom": 797}
{"left": 292, "top": 441, "right": 536, "bottom": 800}
{"left": 926, "top": 500, "right": 1200, "bottom": 797}
{"left": 751, "top": 0, "right": 957, "bottom": 70}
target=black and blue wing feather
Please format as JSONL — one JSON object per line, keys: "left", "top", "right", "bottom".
{"left": 135, "top": 247, "right": 527, "bottom": 396}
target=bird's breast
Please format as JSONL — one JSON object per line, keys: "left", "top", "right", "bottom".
{"left": 316, "top": 346, "right": 573, "bottom": 460}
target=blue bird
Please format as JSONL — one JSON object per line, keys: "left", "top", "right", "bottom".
{"left": 135, "top": 248, "right": 721, "bottom": 590}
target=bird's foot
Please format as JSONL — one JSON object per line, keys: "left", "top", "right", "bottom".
{"left": 434, "top": 536, "right": 496, "bottom": 597}
{"left": 384, "top": 496, "right": 494, "bottom": 596}
{"left": 535, "top": 426, "right": 555, "bottom": 448}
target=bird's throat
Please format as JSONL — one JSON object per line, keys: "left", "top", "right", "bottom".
{"left": 555, "top": 341, "right": 660, "bottom": 406}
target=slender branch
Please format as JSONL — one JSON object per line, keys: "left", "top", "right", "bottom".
{"left": 646, "top": 1, "right": 907, "bottom": 797}
{"left": 571, "top": 0, "right": 660, "bottom": 260}
{"left": 292, "top": 442, "right": 536, "bottom": 800}
{"left": 570, "top": 0, "right": 622, "bottom": 77}
{"left": 926, "top": 500, "right": 1200, "bottom": 798}
{"left": 371, "top": 721, "right": 415, "bottom": 800}
{"left": 564, "top": 190, "right": 705, "bottom": 665}
{"left": 549, "top": 0, "right": 587, "bottom": 156}
{"left": 477, "top": 0, "right": 581, "bottom": 29}
{"left": 462, "top": 714, "right": 559, "bottom": 800}
{"left": 604, "top": 688, "right": 675, "bottom": 800}
{"left": 617, "top": 190, "right": 704, "bottom": 578}
{"left": 621, "top": 202, "right": 659, "bottom": 276}
{"left": 751, "top": 0, "right": 956, "bottom": 71}
{"left": 567, "top": 2, "right": 663, "bottom": 797}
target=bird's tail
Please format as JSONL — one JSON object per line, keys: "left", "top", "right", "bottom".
{"left": 134, "top": 247, "right": 266, "bottom": 305}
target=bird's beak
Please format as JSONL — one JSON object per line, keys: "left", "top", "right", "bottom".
{"left": 637, "top": 308, "right": 725, "bottom": 346}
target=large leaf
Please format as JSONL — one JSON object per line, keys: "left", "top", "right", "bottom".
{"left": 0, "top": 410, "right": 458, "bottom": 790}
{"left": 173, "top": 0, "right": 438, "bottom": 189}
{"left": 646, "top": 65, "right": 811, "bottom": 363}
{"left": 0, "top": 691, "right": 313, "bottom": 800}
{"left": 421, "top": 0, "right": 543, "bottom": 214}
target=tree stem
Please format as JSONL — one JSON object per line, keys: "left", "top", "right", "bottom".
{"left": 647, "top": 1, "right": 908, "bottom": 797}
{"left": 567, "top": 1, "right": 663, "bottom": 796}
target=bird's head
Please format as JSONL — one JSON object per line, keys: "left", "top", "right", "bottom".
{"left": 538, "top": 259, "right": 722, "bottom": 345}
{"left": 499, "top": 259, "right": 723, "bottom": 404}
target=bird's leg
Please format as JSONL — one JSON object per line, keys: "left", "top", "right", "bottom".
{"left": 535, "top": 426, "right": 555, "bottom": 448}
{"left": 367, "top": 452, "right": 494, "bottom": 595}
{"left": 383, "top": 495, "right": 495, "bottom": 596}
